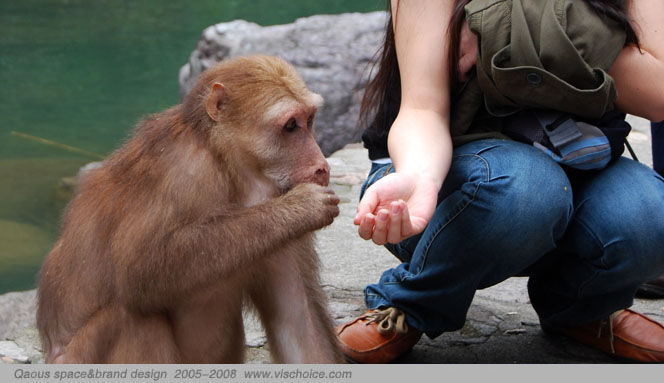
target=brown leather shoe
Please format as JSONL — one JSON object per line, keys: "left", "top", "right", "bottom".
{"left": 336, "top": 307, "right": 423, "bottom": 363}
{"left": 636, "top": 273, "right": 664, "bottom": 299}
{"left": 551, "top": 309, "right": 664, "bottom": 362}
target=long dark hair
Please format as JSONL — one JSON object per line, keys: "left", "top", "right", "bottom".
{"left": 359, "top": 0, "right": 639, "bottom": 134}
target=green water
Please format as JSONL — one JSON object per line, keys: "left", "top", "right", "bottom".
{"left": 0, "top": 0, "right": 383, "bottom": 294}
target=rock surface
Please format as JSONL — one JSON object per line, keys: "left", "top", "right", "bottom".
{"left": 0, "top": 290, "right": 36, "bottom": 341}
{"left": 178, "top": 12, "right": 388, "bottom": 157}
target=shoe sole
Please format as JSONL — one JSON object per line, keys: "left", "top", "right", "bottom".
{"left": 541, "top": 329, "right": 641, "bottom": 363}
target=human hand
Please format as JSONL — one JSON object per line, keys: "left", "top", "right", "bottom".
{"left": 354, "top": 171, "right": 439, "bottom": 245}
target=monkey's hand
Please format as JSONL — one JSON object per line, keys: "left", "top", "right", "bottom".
{"left": 282, "top": 183, "right": 340, "bottom": 232}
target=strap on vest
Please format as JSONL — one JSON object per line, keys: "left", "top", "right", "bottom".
{"left": 535, "top": 110, "right": 583, "bottom": 149}
{"left": 503, "top": 109, "right": 618, "bottom": 171}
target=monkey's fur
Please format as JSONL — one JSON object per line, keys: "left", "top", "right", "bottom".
{"left": 37, "top": 55, "right": 343, "bottom": 363}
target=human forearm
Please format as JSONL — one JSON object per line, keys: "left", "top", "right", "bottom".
{"left": 354, "top": 0, "right": 456, "bottom": 244}
{"left": 388, "top": 0, "right": 455, "bottom": 189}
{"left": 388, "top": 109, "right": 453, "bottom": 189}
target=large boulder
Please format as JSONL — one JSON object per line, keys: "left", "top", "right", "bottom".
{"left": 178, "top": 11, "right": 388, "bottom": 156}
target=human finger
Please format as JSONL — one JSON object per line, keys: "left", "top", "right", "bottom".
{"left": 355, "top": 187, "right": 379, "bottom": 225}
{"left": 386, "top": 201, "right": 403, "bottom": 244}
{"left": 372, "top": 209, "right": 390, "bottom": 245}
{"left": 358, "top": 213, "right": 376, "bottom": 240}
{"left": 399, "top": 201, "right": 415, "bottom": 238}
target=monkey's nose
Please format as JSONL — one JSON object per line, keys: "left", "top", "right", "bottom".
{"left": 314, "top": 163, "right": 330, "bottom": 186}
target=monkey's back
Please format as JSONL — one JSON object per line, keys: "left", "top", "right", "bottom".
{"left": 36, "top": 106, "right": 227, "bottom": 361}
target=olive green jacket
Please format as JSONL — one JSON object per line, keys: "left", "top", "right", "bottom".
{"left": 452, "top": 0, "right": 627, "bottom": 145}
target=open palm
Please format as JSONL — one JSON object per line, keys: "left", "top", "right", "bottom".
{"left": 355, "top": 171, "right": 439, "bottom": 245}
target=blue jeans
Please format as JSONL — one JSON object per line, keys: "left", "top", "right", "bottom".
{"left": 361, "top": 139, "right": 664, "bottom": 338}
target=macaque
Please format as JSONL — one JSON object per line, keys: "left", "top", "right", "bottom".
{"left": 36, "top": 55, "right": 344, "bottom": 363}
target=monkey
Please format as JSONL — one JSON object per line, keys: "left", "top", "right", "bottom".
{"left": 36, "top": 55, "right": 344, "bottom": 364}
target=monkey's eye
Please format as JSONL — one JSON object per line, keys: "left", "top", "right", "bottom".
{"left": 307, "top": 116, "right": 314, "bottom": 129}
{"left": 284, "top": 118, "right": 298, "bottom": 133}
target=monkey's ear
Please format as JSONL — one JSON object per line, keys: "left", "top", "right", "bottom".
{"left": 205, "top": 83, "right": 227, "bottom": 122}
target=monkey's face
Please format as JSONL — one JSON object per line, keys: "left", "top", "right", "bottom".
{"left": 257, "top": 93, "right": 330, "bottom": 191}
{"left": 201, "top": 55, "right": 329, "bottom": 193}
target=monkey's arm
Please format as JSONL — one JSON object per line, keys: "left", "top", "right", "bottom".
{"left": 115, "top": 183, "right": 338, "bottom": 308}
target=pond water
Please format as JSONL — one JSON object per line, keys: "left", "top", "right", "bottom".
{"left": 0, "top": 0, "right": 383, "bottom": 293}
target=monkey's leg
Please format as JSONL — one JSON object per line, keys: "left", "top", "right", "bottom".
{"left": 106, "top": 311, "right": 180, "bottom": 363}
{"left": 56, "top": 304, "right": 180, "bottom": 363}
{"left": 249, "top": 243, "right": 343, "bottom": 363}
{"left": 48, "top": 306, "right": 121, "bottom": 363}
{"left": 171, "top": 281, "right": 247, "bottom": 363}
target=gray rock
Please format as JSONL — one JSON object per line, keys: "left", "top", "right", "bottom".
{"left": 0, "top": 341, "right": 29, "bottom": 363}
{"left": 0, "top": 290, "right": 36, "bottom": 340}
{"left": 178, "top": 12, "right": 388, "bottom": 156}
{"left": 0, "top": 328, "right": 43, "bottom": 364}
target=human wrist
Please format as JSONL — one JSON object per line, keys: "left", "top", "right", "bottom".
{"left": 392, "top": 167, "right": 444, "bottom": 191}
{"left": 388, "top": 123, "right": 451, "bottom": 190}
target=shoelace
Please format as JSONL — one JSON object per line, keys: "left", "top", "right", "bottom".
{"left": 596, "top": 309, "right": 624, "bottom": 354}
{"left": 362, "top": 307, "right": 410, "bottom": 335}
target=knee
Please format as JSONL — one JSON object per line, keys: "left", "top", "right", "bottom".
{"left": 577, "top": 160, "right": 664, "bottom": 249}
{"left": 617, "top": 196, "right": 664, "bottom": 278}
{"left": 603, "top": 222, "right": 664, "bottom": 283}
{"left": 569, "top": 161, "right": 664, "bottom": 278}
{"left": 472, "top": 143, "right": 574, "bottom": 241}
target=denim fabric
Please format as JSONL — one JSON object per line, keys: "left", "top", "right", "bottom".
{"left": 361, "top": 139, "right": 664, "bottom": 337}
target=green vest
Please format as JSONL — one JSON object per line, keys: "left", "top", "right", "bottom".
{"left": 451, "top": 0, "right": 627, "bottom": 146}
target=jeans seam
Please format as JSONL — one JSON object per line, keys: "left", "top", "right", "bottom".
{"left": 416, "top": 181, "right": 484, "bottom": 276}
{"left": 404, "top": 153, "right": 490, "bottom": 278}
{"left": 571, "top": 215, "right": 610, "bottom": 270}
{"left": 454, "top": 153, "right": 492, "bottom": 180}
{"left": 382, "top": 164, "right": 394, "bottom": 177}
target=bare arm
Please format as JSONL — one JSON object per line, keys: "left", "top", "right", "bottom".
{"left": 389, "top": 0, "right": 454, "bottom": 188}
{"left": 356, "top": 0, "right": 455, "bottom": 245}
{"left": 609, "top": 0, "right": 664, "bottom": 121}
